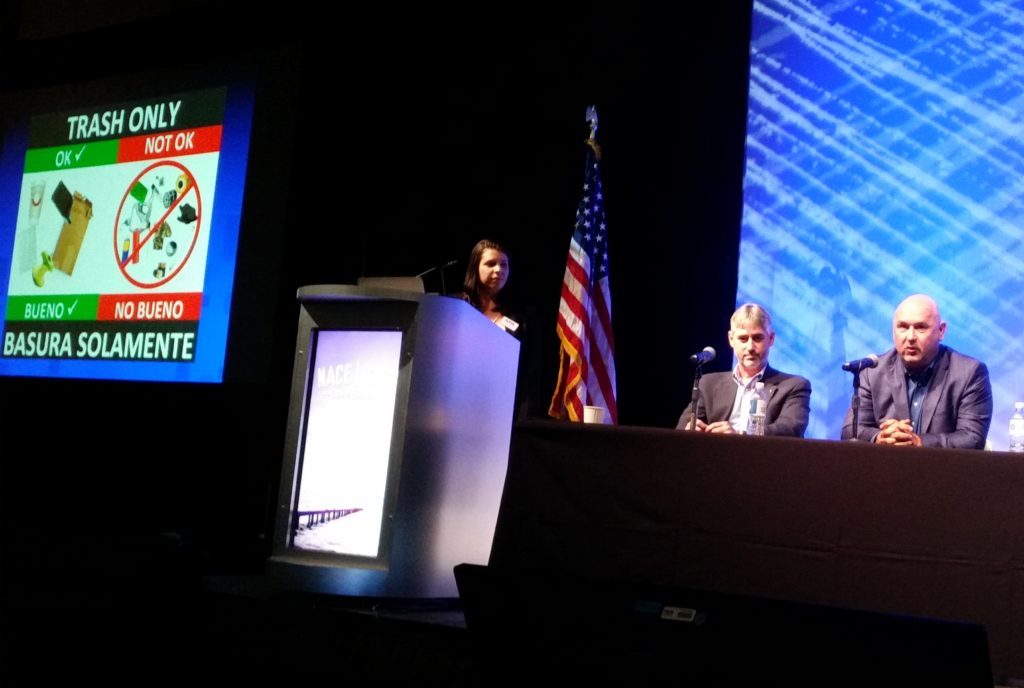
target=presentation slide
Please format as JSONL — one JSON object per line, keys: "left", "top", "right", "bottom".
{"left": 0, "top": 84, "right": 252, "bottom": 381}
{"left": 739, "top": 1, "right": 1023, "bottom": 447}
{"left": 291, "top": 329, "right": 403, "bottom": 558}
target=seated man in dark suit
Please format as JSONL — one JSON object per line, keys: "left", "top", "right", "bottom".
{"left": 677, "top": 303, "right": 811, "bottom": 437}
{"left": 841, "top": 294, "right": 991, "bottom": 448}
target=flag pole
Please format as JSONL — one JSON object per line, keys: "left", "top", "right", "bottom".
{"left": 548, "top": 105, "right": 618, "bottom": 424}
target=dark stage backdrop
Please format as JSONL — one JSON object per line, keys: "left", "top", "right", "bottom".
{"left": 0, "top": 4, "right": 752, "bottom": 574}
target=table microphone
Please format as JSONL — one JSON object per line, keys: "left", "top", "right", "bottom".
{"left": 690, "top": 347, "right": 716, "bottom": 365}
{"left": 842, "top": 354, "right": 879, "bottom": 372}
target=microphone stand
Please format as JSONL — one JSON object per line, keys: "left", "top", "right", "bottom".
{"left": 416, "top": 260, "right": 457, "bottom": 295}
{"left": 849, "top": 369, "right": 861, "bottom": 441}
{"left": 687, "top": 362, "right": 705, "bottom": 431}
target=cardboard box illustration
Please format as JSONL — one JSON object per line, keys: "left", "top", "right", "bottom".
{"left": 52, "top": 191, "right": 93, "bottom": 275}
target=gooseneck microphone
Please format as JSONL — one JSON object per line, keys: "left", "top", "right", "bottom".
{"left": 689, "top": 346, "right": 716, "bottom": 365}
{"left": 416, "top": 259, "right": 458, "bottom": 295}
{"left": 416, "top": 260, "right": 458, "bottom": 278}
{"left": 842, "top": 354, "right": 879, "bottom": 372}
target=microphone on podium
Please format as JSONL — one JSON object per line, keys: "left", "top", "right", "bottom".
{"left": 842, "top": 354, "right": 879, "bottom": 372}
{"left": 416, "top": 259, "right": 458, "bottom": 295}
{"left": 416, "top": 259, "right": 458, "bottom": 278}
{"left": 689, "top": 346, "right": 716, "bottom": 366}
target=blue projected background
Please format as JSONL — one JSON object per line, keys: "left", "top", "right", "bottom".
{"left": 739, "top": 0, "right": 1024, "bottom": 446}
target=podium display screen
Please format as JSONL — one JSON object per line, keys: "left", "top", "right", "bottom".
{"left": 289, "top": 328, "right": 404, "bottom": 558}
{"left": 0, "top": 84, "right": 253, "bottom": 382}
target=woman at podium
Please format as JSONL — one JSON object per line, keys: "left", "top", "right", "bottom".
{"left": 457, "top": 239, "right": 542, "bottom": 419}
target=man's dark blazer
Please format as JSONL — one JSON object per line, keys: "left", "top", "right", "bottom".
{"left": 676, "top": 365, "right": 811, "bottom": 437}
{"left": 841, "top": 346, "right": 992, "bottom": 449}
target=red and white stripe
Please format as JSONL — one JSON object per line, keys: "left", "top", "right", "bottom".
{"left": 552, "top": 238, "right": 618, "bottom": 423}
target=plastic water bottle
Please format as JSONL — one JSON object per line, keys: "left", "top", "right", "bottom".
{"left": 747, "top": 382, "right": 768, "bottom": 436}
{"left": 1009, "top": 402, "right": 1024, "bottom": 452}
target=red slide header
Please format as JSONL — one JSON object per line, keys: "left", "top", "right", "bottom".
{"left": 117, "top": 125, "right": 222, "bottom": 163}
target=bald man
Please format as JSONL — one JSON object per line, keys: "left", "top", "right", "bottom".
{"left": 842, "top": 294, "right": 992, "bottom": 449}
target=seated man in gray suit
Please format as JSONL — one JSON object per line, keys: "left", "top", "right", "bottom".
{"left": 842, "top": 294, "right": 992, "bottom": 448}
{"left": 677, "top": 303, "right": 811, "bottom": 437}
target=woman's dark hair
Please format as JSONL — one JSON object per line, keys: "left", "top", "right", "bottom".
{"left": 463, "top": 239, "right": 509, "bottom": 308}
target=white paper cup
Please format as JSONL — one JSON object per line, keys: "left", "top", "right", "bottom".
{"left": 583, "top": 405, "right": 606, "bottom": 424}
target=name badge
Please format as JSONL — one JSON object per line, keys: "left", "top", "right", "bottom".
{"left": 500, "top": 316, "right": 520, "bottom": 332}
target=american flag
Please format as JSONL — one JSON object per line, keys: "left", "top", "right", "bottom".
{"left": 549, "top": 107, "right": 618, "bottom": 423}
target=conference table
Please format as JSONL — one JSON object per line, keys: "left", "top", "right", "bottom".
{"left": 489, "top": 420, "right": 1024, "bottom": 679}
